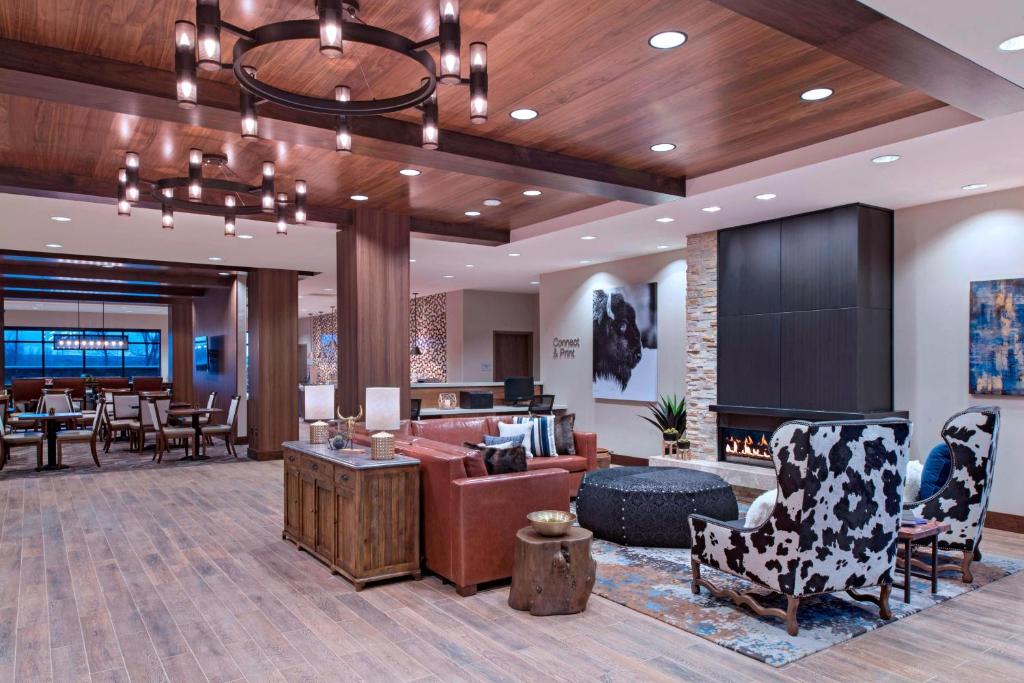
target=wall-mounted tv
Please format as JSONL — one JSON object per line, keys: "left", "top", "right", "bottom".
{"left": 194, "top": 336, "right": 209, "bottom": 372}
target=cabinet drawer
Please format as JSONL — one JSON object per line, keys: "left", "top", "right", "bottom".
{"left": 301, "top": 455, "right": 334, "bottom": 481}
{"left": 335, "top": 467, "right": 356, "bottom": 493}
{"left": 284, "top": 450, "right": 301, "bottom": 470}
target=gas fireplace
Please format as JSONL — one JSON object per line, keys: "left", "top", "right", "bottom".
{"left": 722, "top": 427, "right": 773, "bottom": 464}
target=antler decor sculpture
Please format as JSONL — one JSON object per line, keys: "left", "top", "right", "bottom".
{"left": 330, "top": 406, "right": 363, "bottom": 452}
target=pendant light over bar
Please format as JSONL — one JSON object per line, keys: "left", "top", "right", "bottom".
{"left": 171, "top": 1, "right": 486, "bottom": 153}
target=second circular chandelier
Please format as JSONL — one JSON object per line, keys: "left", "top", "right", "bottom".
{"left": 174, "top": 0, "right": 489, "bottom": 152}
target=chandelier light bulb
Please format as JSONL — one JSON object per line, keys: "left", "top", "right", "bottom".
{"left": 224, "top": 214, "right": 236, "bottom": 236}
{"left": 336, "top": 116, "right": 352, "bottom": 154}
{"left": 469, "top": 42, "right": 488, "bottom": 124}
{"left": 162, "top": 187, "right": 174, "bottom": 198}
{"left": 422, "top": 92, "right": 439, "bottom": 149}
{"left": 294, "top": 179, "right": 307, "bottom": 224}
{"left": 174, "top": 21, "right": 197, "bottom": 108}
{"left": 189, "top": 181, "right": 202, "bottom": 201}
{"left": 439, "top": 0, "right": 461, "bottom": 84}
{"left": 261, "top": 161, "right": 275, "bottom": 212}
{"left": 262, "top": 161, "right": 275, "bottom": 177}
{"left": 239, "top": 66, "right": 259, "bottom": 139}
{"left": 318, "top": 0, "right": 344, "bottom": 58}
{"left": 117, "top": 199, "right": 131, "bottom": 217}
{"left": 161, "top": 205, "right": 174, "bottom": 229}
{"left": 224, "top": 195, "right": 236, "bottom": 208}
{"left": 124, "top": 151, "right": 140, "bottom": 203}
{"left": 335, "top": 85, "right": 351, "bottom": 103}
{"left": 126, "top": 185, "right": 140, "bottom": 202}
{"left": 125, "top": 152, "right": 139, "bottom": 169}
{"left": 196, "top": 0, "right": 221, "bottom": 70}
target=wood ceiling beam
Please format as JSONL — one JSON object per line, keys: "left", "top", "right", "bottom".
{"left": 0, "top": 39, "right": 684, "bottom": 204}
{"left": 0, "top": 260, "right": 231, "bottom": 288}
{"left": 0, "top": 277, "right": 203, "bottom": 298}
{"left": 0, "top": 289, "right": 188, "bottom": 306}
{"left": 707, "top": 0, "right": 1024, "bottom": 119}
{"left": 0, "top": 165, "right": 508, "bottom": 246}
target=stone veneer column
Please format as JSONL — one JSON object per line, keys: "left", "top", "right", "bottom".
{"left": 685, "top": 231, "right": 718, "bottom": 460}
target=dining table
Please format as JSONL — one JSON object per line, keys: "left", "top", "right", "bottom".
{"left": 166, "top": 407, "right": 223, "bottom": 460}
{"left": 15, "top": 411, "right": 82, "bottom": 470}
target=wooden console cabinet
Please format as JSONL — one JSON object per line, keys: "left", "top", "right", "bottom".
{"left": 282, "top": 441, "right": 420, "bottom": 590}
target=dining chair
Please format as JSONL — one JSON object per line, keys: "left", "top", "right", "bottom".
{"left": 56, "top": 398, "right": 104, "bottom": 468}
{"left": 130, "top": 397, "right": 170, "bottom": 452}
{"left": 200, "top": 395, "right": 240, "bottom": 457}
{"left": 106, "top": 393, "right": 139, "bottom": 452}
{"left": 410, "top": 398, "right": 422, "bottom": 421}
{"left": 0, "top": 408, "right": 44, "bottom": 470}
{"left": 148, "top": 398, "right": 196, "bottom": 463}
{"left": 40, "top": 390, "right": 74, "bottom": 414}
{"left": 6, "top": 396, "right": 41, "bottom": 432}
{"left": 198, "top": 391, "right": 218, "bottom": 427}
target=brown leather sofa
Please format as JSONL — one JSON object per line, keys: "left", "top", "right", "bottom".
{"left": 353, "top": 415, "right": 597, "bottom": 597}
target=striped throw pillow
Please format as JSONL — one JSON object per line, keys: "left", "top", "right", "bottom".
{"left": 513, "top": 416, "right": 557, "bottom": 457}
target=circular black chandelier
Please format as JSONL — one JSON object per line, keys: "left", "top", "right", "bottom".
{"left": 115, "top": 150, "right": 306, "bottom": 236}
{"left": 174, "top": 0, "right": 489, "bottom": 152}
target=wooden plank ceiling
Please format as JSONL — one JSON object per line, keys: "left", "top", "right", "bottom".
{"left": 0, "top": 0, "right": 952, "bottom": 238}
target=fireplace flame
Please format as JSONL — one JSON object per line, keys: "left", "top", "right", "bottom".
{"left": 723, "top": 431, "right": 772, "bottom": 460}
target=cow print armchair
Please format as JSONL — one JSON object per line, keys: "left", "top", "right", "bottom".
{"left": 903, "top": 406, "right": 1000, "bottom": 583}
{"left": 689, "top": 419, "right": 912, "bottom": 636}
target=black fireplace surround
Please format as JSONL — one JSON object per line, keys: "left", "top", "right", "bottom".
{"left": 714, "top": 204, "right": 907, "bottom": 466}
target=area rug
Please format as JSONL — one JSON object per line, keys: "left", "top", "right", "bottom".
{"left": 590, "top": 537, "right": 1024, "bottom": 666}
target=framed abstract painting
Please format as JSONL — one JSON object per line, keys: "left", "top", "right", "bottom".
{"left": 969, "top": 278, "right": 1024, "bottom": 395}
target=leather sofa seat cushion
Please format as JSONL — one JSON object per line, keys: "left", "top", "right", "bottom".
{"left": 526, "top": 454, "right": 588, "bottom": 473}
{"left": 411, "top": 417, "right": 494, "bottom": 446}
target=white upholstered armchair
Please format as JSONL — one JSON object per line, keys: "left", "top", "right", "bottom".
{"left": 689, "top": 419, "right": 912, "bottom": 636}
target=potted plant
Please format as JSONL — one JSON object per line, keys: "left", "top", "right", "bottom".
{"left": 641, "top": 394, "right": 689, "bottom": 451}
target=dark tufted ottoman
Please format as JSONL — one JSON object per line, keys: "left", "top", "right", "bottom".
{"left": 576, "top": 467, "right": 738, "bottom": 547}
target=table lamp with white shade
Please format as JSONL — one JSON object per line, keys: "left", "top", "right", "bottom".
{"left": 366, "top": 387, "right": 401, "bottom": 460}
{"left": 304, "top": 384, "right": 335, "bottom": 444}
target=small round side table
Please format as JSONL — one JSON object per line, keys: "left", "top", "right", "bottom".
{"left": 508, "top": 526, "right": 596, "bottom": 616}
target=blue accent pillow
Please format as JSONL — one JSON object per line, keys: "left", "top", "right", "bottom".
{"left": 484, "top": 434, "right": 524, "bottom": 448}
{"left": 919, "top": 442, "right": 952, "bottom": 499}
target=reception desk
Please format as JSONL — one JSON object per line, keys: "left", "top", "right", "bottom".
{"left": 410, "top": 381, "right": 544, "bottom": 410}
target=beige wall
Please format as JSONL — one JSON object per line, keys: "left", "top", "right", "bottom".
{"left": 3, "top": 308, "right": 169, "bottom": 378}
{"left": 446, "top": 290, "right": 540, "bottom": 382}
{"left": 540, "top": 250, "right": 687, "bottom": 458}
{"left": 894, "top": 187, "right": 1024, "bottom": 517}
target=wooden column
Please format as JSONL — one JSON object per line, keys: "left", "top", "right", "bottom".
{"left": 337, "top": 210, "right": 411, "bottom": 417}
{"left": 168, "top": 301, "right": 194, "bottom": 404}
{"left": 248, "top": 268, "right": 299, "bottom": 460}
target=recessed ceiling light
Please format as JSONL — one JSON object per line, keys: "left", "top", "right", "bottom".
{"left": 702, "top": 206, "right": 721, "bottom": 213}
{"left": 530, "top": 281, "right": 540, "bottom": 285}
{"left": 298, "top": 295, "right": 304, "bottom": 299}
{"left": 465, "top": 210, "right": 481, "bottom": 217}
{"left": 656, "top": 245, "right": 669, "bottom": 250}
{"left": 872, "top": 154, "right": 901, "bottom": 164}
{"left": 483, "top": 198, "right": 502, "bottom": 206}
{"left": 350, "top": 194, "right": 369, "bottom": 201}
{"left": 409, "top": 258, "right": 417, "bottom": 263}
{"left": 754, "top": 193, "right": 777, "bottom": 201}
{"left": 238, "top": 234, "right": 254, "bottom": 239}
{"left": 962, "top": 183, "right": 989, "bottom": 191}
{"left": 523, "top": 190, "right": 542, "bottom": 197}
{"left": 465, "top": 264, "right": 475, "bottom": 268}
{"left": 801, "top": 87, "right": 834, "bottom": 101}
{"left": 443, "top": 274, "right": 455, "bottom": 279}
{"left": 49, "top": 216, "right": 71, "bottom": 222}
{"left": 579, "top": 260, "right": 592, "bottom": 264}
{"left": 399, "top": 168, "right": 421, "bottom": 176}
{"left": 323, "top": 287, "right": 333, "bottom": 292}
{"left": 509, "top": 252, "right": 521, "bottom": 257}
{"left": 218, "top": 272, "right": 231, "bottom": 276}
{"left": 580, "top": 235, "right": 597, "bottom": 240}
{"left": 648, "top": 31, "right": 687, "bottom": 50}
{"left": 510, "top": 108, "right": 538, "bottom": 120}
{"left": 45, "top": 243, "right": 63, "bottom": 248}
{"left": 650, "top": 143, "right": 676, "bottom": 152}
{"left": 208, "top": 256, "right": 223, "bottom": 261}
{"left": 998, "top": 34, "right": 1024, "bottom": 51}
{"left": 656, "top": 217, "right": 674, "bottom": 223}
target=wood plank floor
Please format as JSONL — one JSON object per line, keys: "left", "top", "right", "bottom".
{"left": 1, "top": 448, "right": 1023, "bottom": 682}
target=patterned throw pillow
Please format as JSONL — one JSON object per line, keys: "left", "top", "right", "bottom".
{"left": 554, "top": 413, "right": 576, "bottom": 455}
{"left": 463, "top": 442, "right": 527, "bottom": 475}
{"left": 484, "top": 433, "right": 525, "bottom": 448}
{"left": 512, "top": 416, "right": 557, "bottom": 457}
{"left": 498, "top": 421, "right": 534, "bottom": 457}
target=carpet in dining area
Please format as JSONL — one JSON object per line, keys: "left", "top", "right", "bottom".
{"left": 590, "top": 536, "right": 1024, "bottom": 667}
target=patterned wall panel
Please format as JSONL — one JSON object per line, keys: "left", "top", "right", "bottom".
{"left": 306, "top": 293, "right": 447, "bottom": 383}
{"left": 310, "top": 310, "right": 338, "bottom": 384}
{"left": 411, "top": 293, "right": 447, "bottom": 381}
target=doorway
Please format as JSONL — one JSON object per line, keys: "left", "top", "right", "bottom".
{"left": 493, "top": 331, "right": 533, "bottom": 380}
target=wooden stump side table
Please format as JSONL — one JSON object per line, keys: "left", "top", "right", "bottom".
{"left": 508, "top": 526, "right": 596, "bottom": 616}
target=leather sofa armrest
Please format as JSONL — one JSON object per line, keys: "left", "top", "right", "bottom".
{"left": 449, "top": 469, "right": 570, "bottom": 589}
{"left": 573, "top": 431, "right": 597, "bottom": 470}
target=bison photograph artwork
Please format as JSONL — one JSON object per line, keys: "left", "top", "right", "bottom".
{"left": 593, "top": 283, "right": 658, "bottom": 401}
